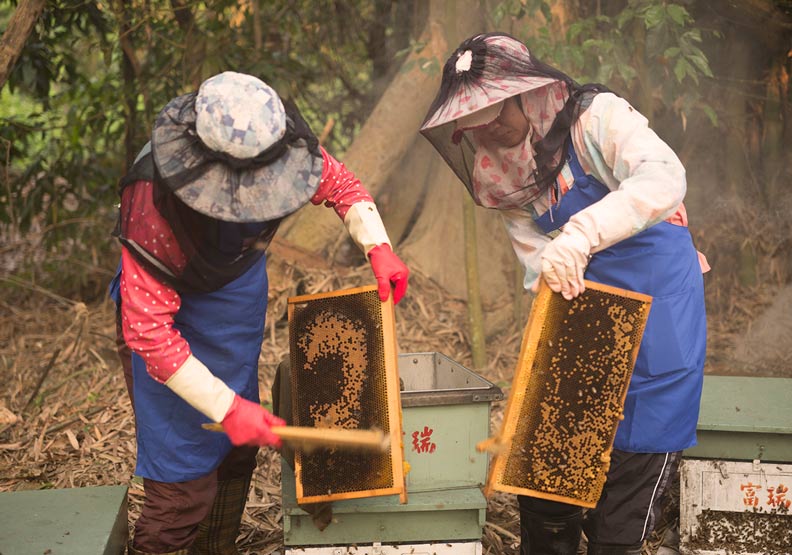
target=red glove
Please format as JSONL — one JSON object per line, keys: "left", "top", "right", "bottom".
{"left": 368, "top": 244, "right": 409, "bottom": 304}
{"left": 221, "top": 395, "right": 285, "bottom": 448}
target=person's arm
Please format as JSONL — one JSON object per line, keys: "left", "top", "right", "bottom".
{"left": 572, "top": 92, "right": 687, "bottom": 251}
{"left": 119, "top": 248, "right": 283, "bottom": 447}
{"left": 500, "top": 208, "right": 552, "bottom": 290}
{"left": 311, "top": 147, "right": 409, "bottom": 303}
{"left": 540, "top": 93, "right": 687, "bottom": 299}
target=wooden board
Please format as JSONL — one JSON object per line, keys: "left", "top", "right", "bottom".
{"left": 485, "top": 280, "right": 652, "bottom": 508}
{"left": 288, "top": 285, "right": 406, "bottom": 504}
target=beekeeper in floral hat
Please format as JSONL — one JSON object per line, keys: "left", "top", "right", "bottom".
{"left": 421, "top": 33, "right": 708, "bottom": 555}
{"left": 109, "top": 71, "right": 409, "bottom": 555}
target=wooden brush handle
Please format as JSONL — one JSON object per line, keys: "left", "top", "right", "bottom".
{"left": 201, "top": 423, "right": 390, "bottom": 452}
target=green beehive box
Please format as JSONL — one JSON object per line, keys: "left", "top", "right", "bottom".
{"left": 0, "top": 485, "right": 128, "bottom": 555}
{"left": 683, "top": 376, "right": 792, "bottom": 462}
{"left": 282, "top": 352, "right": 503, "bottom": 547}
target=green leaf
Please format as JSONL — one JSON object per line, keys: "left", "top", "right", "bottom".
{"left": 540, "top": 2, "right": 552, "bottom": 23}
{"left": 664, "top": 47, "right": 681, "bottom": 58}
{"left": 701, "top": 104, "right": 719, "bottom": 127}
{"left": 667, "top": 4, "right": 689, "bottom": 26}
{"left": 617, "top": 63, "right": 637, "bottom": 82}
{"left": 686, "top": 62, "right": 700, "bottom": 85}
{"left": 569, "top": 22, "right": 583, "bottom": 41}
{"left": 687, "top": 51, "right": 714, "bottom": 78}
{"left": 616, "top": 7, "right": 635, "bottom": 29}
{"left": 644, "top": 5, "right": 665, "bottom": 29}
{"left": 674, "top": 58, "right": 689, "bottom": 82}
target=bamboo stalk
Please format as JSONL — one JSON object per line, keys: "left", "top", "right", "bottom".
{"left": 202, "top": 423, "right": 390, "bottom": 452}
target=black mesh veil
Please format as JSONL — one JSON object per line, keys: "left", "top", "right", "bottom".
{"left": 420, "top": 32, "right": 611, "bottom": 206}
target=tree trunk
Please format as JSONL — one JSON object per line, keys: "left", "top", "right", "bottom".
{"left": 398, "top": 158, "right": 517, "bottom": 339}
{"left": 279, "top": 3, "right": 451, "bottom": 256}
{"left": 0, "top": 0, "right": 46, "bottom": 91}
{"left": 463, "top": 191, "right": 487, "bottom": 369}
{"left": 375, "top": 136, "right": 435, "bottom": 246}
{"left": 118, "top": 0, "right": 138, "bottom": 170}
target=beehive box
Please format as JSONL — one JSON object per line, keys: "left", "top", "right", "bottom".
{"left": 680, "top": 376, "right": 792, "bottom": 555}
{"left": 680, "top": 459, "right": 792, "bottom": 555}
{"left": 0, "top": 485, "right": 128, "bottom": 554}
{"left": 282, "top": 352, "right": 502, "bottom": 547}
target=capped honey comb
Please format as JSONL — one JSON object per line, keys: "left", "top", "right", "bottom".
{"left": 288, "top": 285, "right": 405, "bottom": 505}
{"left": 486, "top": 280, "right": 652, "bottom": 508}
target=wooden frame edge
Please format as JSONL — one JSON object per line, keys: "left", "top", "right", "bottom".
{"left": 297, "top": 485, "right": 404, "bottom": 506}
{"left": 485, "top": 281, "right": 553, "bottom": 496}
{"left": 287, "top": 284, "right": 379, "bottom": 305}
{"left": 381, "top": 293, "right": 408, "bottom": 504}
{"left": 493, "top": 483, "right": 598, "bottom": 509}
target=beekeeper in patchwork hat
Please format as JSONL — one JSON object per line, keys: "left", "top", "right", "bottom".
{"left": 109, "top": 71, "right": 409, "bottom": 555}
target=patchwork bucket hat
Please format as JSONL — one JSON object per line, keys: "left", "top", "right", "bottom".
{"left": 151, "top": 71, "right": 323, "bottom": 222}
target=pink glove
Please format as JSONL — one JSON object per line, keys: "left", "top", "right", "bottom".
{"left": 368, "top": 244, "right": 409, "bottom": 304}
{"left": 221, "top": 395, "right": 285, "bottom": 448}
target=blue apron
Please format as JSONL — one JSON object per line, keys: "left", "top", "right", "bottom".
{"left": 533, "top": 143, "right": 706, "bottom": 453}
{"left": 110, "top": 254, "right": 268, "bottom": 482}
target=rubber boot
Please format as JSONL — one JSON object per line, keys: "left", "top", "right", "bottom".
{"left": 586, "top": 542, "right": 643, "bottom": 555}
{"left": 519, "top": 503, "right": 583, "bottom": 555}
{"left": 189, "top": 476, "right": 252, "bottom": 555}
{"left": 128, "top": 542, "right": 190, "bottom": 555}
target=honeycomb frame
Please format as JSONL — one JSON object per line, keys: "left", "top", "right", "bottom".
{"left": 486, "top": 279, "right": 652, "bottom": 508}
{"left": 287, "top": 285, "right": 406, "bottom": 505}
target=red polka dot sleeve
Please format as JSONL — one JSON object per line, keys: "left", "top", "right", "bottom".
{"left": 119, "top": 247, "right": 191, "bottom": 383}
{"left": 310, "top": 147, "right": 374, "bottom": 219}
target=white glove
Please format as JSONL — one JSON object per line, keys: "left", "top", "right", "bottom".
{"left": 540, "top": 221, "right": 592, "bottom": 300}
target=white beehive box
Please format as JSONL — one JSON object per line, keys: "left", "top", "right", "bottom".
{"left": 680, "top": 458, "right": 792, "bottom": 554}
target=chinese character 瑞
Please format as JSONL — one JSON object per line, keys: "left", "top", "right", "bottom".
{"left": 740, "top": 482, "right": 762, "bottom": 507}
{"left": 411, "top": 425, "right": 437, "bottom": 454}
{"left": 767, "top": 484, "right": 791, "bottom": 509}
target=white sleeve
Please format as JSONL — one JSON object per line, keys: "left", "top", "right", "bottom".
{"left": 343, "top": 201, "right": 392, "bottom": 255}
{"left": 165, "top": 354, "right": 236, "bottom": 422}
{"left": 500, "top": 208, "right": 552, "bottom": 289}
{"left": 570, "top": 93, "right": 687, "bottom": 253}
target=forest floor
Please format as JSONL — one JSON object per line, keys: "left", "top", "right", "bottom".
{"left": 0, "top": 247, "right": 787, "bottom": 554}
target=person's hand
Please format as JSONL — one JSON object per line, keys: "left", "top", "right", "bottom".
{"left": 540, "top": 229, "right": 590, "bottom": 300}
{"left": 221, "top": 395, "right": 285, "bottom": 448}
{"left": 368, "top": 243, "right": 409, "bottom": 304}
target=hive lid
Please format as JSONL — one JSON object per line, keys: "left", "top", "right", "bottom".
{"left": 697, "top": 376, "right": 792, "bottom": 434}
{"left": 398, "top": 352, "right": 504, "bottom": 407}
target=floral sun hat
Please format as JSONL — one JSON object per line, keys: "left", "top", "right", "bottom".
{"left": 151, "top": 71, "right": 323, "bottom": 223}
{"left": 420, "top": 33, "right": 603, "bottom": 209}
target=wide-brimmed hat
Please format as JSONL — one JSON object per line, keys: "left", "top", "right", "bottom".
{"left": 151, "top": 71, "right": 323, "bottom": 222}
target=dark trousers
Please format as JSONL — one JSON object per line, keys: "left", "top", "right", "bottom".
{"left": 519, "top": 449, "right": 681, "bottom": 555}
{"left": 116, "top": 311, "right": 259, "bottom": 552}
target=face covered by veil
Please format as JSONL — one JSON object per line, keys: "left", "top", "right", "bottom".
{"left": 420, "top": 33, "right": 609, "bottom": 210}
